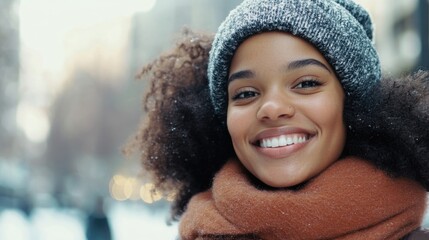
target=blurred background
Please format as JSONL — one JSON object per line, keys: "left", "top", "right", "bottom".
{"left": 0, "top": 0, "right": 428, "bottom": 239}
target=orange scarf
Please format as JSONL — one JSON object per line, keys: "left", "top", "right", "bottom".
{"left": 179, "top": 157, "right": 426, "bottom": 240}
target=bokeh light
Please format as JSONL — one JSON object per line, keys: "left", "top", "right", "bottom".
{"left": 109, "top": 175, "right": 165, "bottom": 204}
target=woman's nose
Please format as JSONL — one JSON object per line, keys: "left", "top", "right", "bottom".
{"left": 256, "top": 92, "right": 295, "bottom": 121}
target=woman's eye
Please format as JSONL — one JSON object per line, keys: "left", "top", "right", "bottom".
{"left": 231, "top": 90, "right": 259, "bottom": 100}
{"left": 294, "top": 79, "right": 322, "bottom": 89}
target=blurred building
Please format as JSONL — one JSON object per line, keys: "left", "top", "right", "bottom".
{"left": 360, "top": 0, "right": 428, "bottom": 74}
{"left": 130, "top": 0, "right": 242, "bottom": 76}
{"left": 0, "top": 0, "right": 19, "bottom": 148}
{"left": 0, "top": 0, "right": 22, "bottom": 209}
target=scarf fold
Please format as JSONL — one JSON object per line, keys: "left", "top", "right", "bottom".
{"left": 179, "top": 157, "right": 427, "bottom": 240}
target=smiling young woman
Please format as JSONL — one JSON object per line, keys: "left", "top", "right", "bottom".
{"left": 128, "top": 0, "right": 429, "bottom": 239}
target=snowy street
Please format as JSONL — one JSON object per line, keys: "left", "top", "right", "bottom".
{"left": 0, "top": 203, "right": 178, "bottom": 240}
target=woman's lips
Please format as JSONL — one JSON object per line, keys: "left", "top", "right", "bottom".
{"left": 252, "top": 127, "right": 315, "bottom": 159}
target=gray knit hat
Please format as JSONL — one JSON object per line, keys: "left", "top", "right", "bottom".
{"left": 208, "top": 0, "right": 381, "bottom": 118}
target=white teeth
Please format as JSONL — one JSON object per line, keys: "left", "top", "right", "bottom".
{"left": 279, "top": 136, "right": 287, "bottom": 146}
{"left": 259, "top": 134, "right": 308, "bottom": 148}
{"left": 271, "top": 138, "right": 279, "bottom": 147}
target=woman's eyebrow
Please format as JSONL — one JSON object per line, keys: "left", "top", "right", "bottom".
{"left": 228, "top": 59, "right": 331, "bottom": 83}
{"left": 228, "top": 70, "right": 255, "bottom": 83}
{"left": 287, "top": 58, "right": 332, "bottom": 73}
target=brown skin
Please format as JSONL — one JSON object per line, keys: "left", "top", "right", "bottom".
{"left": 227, "top": 32, "right": 346, "bottom": 188}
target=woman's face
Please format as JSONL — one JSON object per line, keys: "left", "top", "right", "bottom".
{"left": 227, "top": 32, "right": 346, "bottom": 188}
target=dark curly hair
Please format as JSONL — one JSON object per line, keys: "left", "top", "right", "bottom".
{"left": 126, "top": 29, "right": 234, "bottom": 220}
{"left": 127, "top": 29, "right": 429, "bottom": 219}
{"left": 343, "top": 70, "right": 429, "bottom": 188}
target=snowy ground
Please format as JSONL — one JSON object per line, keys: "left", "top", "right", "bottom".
{"left": 0, "top": 203, "right": 178, "bottom": 240}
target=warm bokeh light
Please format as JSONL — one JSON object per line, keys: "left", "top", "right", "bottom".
{"left": 109, "top": 175, "right": 164, "bottom": 203}
{"left": 165, "top": 192, "right": 176, "bottom": 202}
{"left": 140, "top": 183, "right": 162, "bottom": 204}
{"left": 109, "top": 175, "right": 129, "bottom": 201}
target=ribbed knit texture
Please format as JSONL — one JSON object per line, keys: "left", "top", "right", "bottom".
{"left": 208, "top": 0, "right": 381, "bottom": 118}
{"left": 179, "top": 158, "right": 426, "bottom": 240}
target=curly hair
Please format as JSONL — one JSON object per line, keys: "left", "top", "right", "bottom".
{"left": 126, "top": 29, "right": 234, "bottom": 219}
{"left": 127, "top": 29, "right": 429, "bottom": 219}
{"left": 343, "top": 70, "right": 429, "bottom": 189}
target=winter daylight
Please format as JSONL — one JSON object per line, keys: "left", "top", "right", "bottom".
{"left": 0, "top": 0, "right": 428, "bottom": 239}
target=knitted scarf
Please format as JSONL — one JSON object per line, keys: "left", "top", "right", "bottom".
{"left": 179, "top": 157, "right": 426, "bottom": 240}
